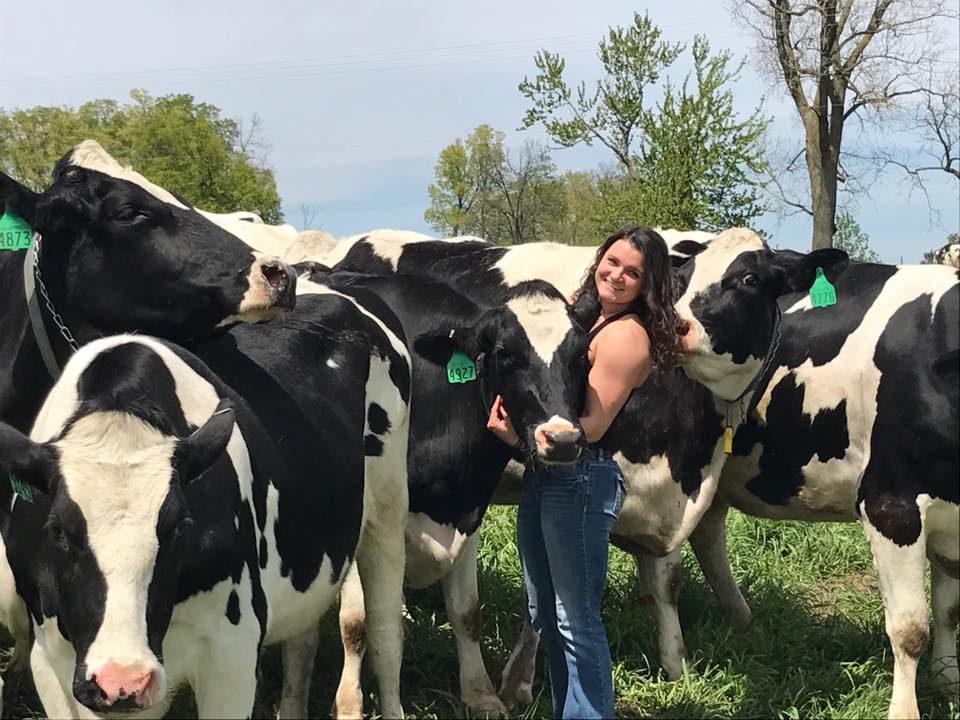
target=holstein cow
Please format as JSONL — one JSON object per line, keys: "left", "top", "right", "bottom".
{"left": 316, "top": 230, "right": 752, "bottom": 703}
{"left": 0, "top": 331, "right": 409, "bottom": 719}
{"left": 293, "top": 268, "right": 591, "bottom": 715}
{"left": 671, "top": 234, "right": 958, "bottom": 719}
{"left": 933, "top": 240, "right": 960, "bottom": 270}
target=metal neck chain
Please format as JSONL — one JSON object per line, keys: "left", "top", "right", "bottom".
{"left": 32, "top": 234, "right": 80, "bottom": 353}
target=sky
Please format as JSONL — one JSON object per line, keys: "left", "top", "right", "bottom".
{"left": 2, "top": 0, "right": 957, "bottom": 263}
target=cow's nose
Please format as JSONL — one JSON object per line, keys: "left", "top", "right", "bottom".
{"left": 260, "top": 260, "right": 297, "bottom": 309}
{"left": 91, "top": 663, "right": 156, "bottom": 707}
{"left": 546, "top": 429, "right": 582, "bottom": 448}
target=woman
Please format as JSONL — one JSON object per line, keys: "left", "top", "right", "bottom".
{"left": 487, "top": 225, "right": 685, "bottom": 719}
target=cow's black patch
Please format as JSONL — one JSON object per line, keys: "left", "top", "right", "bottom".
{"left": 364, "top": 434, "right": 384, "bottom": 456}
{"left": 333, "top": 237, "right": 393, "bottom": 275}
{"left": 367, "top": 403, "right": 391, "bottom": 435}
{"left": 226, "top": 589, "right": 241, "bottom": 625}
{"left": 862, "top": 492, "right": 922, "bottom": 546}
{"left": 259, "top": 536, "right": 268, "bottom": 569}
{"left": 738, "top": 374, "right": 849, "bottom": 505}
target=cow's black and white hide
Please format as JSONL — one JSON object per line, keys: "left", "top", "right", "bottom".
{"left": 0, "top": 139, "right": 296, "bottom": 432}
{"left": 0, "top": 289, "right": 412, "bottom": 718}
{"left": 932, "top": 240, "right": 960, "bottom": 270}
{"left": 0, "top": 140, "right": 297, "bottom": 712}
{"left": 294, "top": 269, "right": 591, "bottom": 715}
{"left": 674, "top": 229, "right": 958, "bottom": 719}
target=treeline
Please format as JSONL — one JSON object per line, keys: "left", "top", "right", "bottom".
{"left": 425, "top": 17, "right": 769, "bottom": 245}
{"left": 0, "top": 90, "right": 283, "bottom": 223}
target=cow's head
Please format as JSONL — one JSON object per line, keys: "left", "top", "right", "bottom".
{"left": 0, "top": 140, "right": 295, "bottom": 341}
{"left": 415, "top": 281, "right": 591, "bottom": 463}
{"left": 673, "top": 228, "right": 848, "bottom": 400}
{"left": 0, "top": 349, "right": 236, "bottom": 713}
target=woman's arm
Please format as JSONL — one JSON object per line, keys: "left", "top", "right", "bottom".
{"left": 579, "top": 320, "right": 651, "bottom": 443}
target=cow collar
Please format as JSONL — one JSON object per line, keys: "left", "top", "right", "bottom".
{"left": 731, "top": 303, "right": 783, "bottom": 420}
{"left": 23, "top": 233, "right": 79, "bottom": 380}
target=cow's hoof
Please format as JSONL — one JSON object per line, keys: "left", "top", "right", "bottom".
{"left": 466, "top": 694, "right": 508, "bottom": 719}
{"left": 499, "top": 683, "right": 534, "bottom": 712}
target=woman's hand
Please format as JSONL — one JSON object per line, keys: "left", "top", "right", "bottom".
{"left": 487, "top": 394, "right": 521, "bottom": 447}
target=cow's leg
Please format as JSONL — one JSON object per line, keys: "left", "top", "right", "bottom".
{"left": 354, "top": 515, "right": 405, "bottom": 719}
{"left": 929, "top": 561, "right": 959, "bottom": 700}
{"left": 195, "top": 634, "right": 260, "bottom": 719}
{"left": 862, "top": 512, "right": 928, "bottom": 720}
{"left": 333, "top": 563, "right": 367, "bottom": 719}
{"left": 687, "top": 498, "right": 751, "bottom": 631}
{"left": 277, "top": 623, "right": 320, "bottom": 719}
{"left": 634, "top": 548, "right": 687, "bottom": 679}
{"left": 440, "top": 532, "right": 506, "bottom": 717}
{"left": 497, "top": 607, "right": 540, "bottom": 711}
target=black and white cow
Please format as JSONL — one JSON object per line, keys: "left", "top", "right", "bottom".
{"left": 0, "top": 330, "right": 409, "bottom": 718}
{"left": 673, "top": 230, "right": 958, "bottom": 720}
{"left": 0, "top": 142, "right": 413, "bottom": 718}
{"left": 293, "top": 268, "right": 591, "bottom": 715}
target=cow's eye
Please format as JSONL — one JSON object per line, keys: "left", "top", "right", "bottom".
{"left": 742, "top": 273, "right": 759, "bottom": 287}
{"left": 46, "top": 517, "right": 69, "bottom": 549}
{"left": 114, "top": 205, "right": 149, "bottom": 223}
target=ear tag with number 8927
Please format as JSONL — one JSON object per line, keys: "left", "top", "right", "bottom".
{"left": 446, "top": 351, "right": 477, "bottom": 384}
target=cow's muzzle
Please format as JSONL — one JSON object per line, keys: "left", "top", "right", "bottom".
{"left": 533, "top": 420, "right": 584, "bottom": 464}
{"left": 75, "top": 661, "right": 161, "bottom": 713}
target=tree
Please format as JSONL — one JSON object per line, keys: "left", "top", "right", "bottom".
{"left": 425, "top": 127, "right": 565, "bottom": 244}
{"left": 519, "top": 14, "right": 768, "bottom": 232}
{"left": 732, "top": 0, "right": 959, "bottom": 249}
{"left": 0, "top": 90, "right": 283, "bottom": 222}
{"left": 832, "top": 210, "right": 880, "bottom": 261}
{"left": 425, "top": 125, "right": 505, "bottom": 237}
{"left": 519, "top": 13, "right": 683, "bottom": 176}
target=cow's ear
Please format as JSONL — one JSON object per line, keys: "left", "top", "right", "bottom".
{"left": 670, "top": 240, "right": 708, "bottom": 269}
{"left": 0, "top": 422, "right": 55, "bottom": 495}
{"left": 777, "top": 247, "right": 849, "bottom": 293}
{"left": 1, "top": 173, "right": 41, "bottom": 226}
{"left": 175, "top": 399, "right": 235, "bottom": 483}
{"left": 414, "top": 309, "right": 503, "bottom": 365}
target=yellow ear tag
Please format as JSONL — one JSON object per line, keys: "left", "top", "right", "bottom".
{"left": 723, "top": 426, "right": 734, "bottom": 454}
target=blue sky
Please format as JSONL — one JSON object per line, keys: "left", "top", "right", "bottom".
{"left": 2, "top": 0, "right": 957, "bottom": 262}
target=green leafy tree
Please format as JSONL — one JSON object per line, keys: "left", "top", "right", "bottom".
{"left": 0, "top": 90, "right": 283, "bottom": 222}
{"left": 425, "top": 127, "right": 565, "bottom": 244}
{"left": 545, "top": 171, "right": 602, "bottom": 245}
{"left": 832, "top": 211, "right": 880, "bottom": 262}
{"left": 519, "top": 14, "right": 768, "bottom": 232}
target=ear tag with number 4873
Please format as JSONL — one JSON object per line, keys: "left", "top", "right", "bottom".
{"left": 809, "top": 267, "right": 837, "bottom": 308}
{"left": 446, "top": 351, "right": 477, "bottom": 384}
{"left": 0, "top": 208, "right": 33, "bottom": 252}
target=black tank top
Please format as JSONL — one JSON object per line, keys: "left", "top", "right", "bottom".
{"left": 585, "top": 308, "right": 638, "bottom": 450}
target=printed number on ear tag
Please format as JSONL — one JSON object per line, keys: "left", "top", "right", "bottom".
{"left": 809, "top": 267, "right": 837, "bottom": 308}
{"left": 9, "top": 473, "right": 33, "bottom": 503}
{"left": 447, "top": 351, "right": 477, "bottom": 384}
{"left": 0, "top": 209, "right": 33, "bottom": 252}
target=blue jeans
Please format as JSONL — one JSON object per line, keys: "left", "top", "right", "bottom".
{"left": 517, "top": 447, "right": 626, "bottom": 719}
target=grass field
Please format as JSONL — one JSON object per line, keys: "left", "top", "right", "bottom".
{"left": 2, "top": 506, "right": 958, "bottom": 719}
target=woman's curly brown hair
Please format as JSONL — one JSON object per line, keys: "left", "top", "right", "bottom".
{"left": 573, "top": 225, "right": 686, "bottom": 370}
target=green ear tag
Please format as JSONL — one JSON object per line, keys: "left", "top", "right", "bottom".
{"left": 809, "top": 267, "right": 837, "bottom": 308}
{"left": 446, "top": 351, "right": 477, "bottom": 384}
{"left": 0, "top": 209, "right": 33, "bottom": 252}
{"left": 9, "top": 474, "right": 33, "bottom": 503}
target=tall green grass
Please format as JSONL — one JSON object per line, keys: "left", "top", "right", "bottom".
{"left": 2, "top": 508, "right": 957, "bottom": 718}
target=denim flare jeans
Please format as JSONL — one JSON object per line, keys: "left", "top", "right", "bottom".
{"left": 517, "top": 446, "right": 626, "bottom": 719}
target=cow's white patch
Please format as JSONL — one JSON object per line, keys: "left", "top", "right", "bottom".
{"left": 404, "top": 513, "right": 471, "bottom": 589}
{"left": 680, "top": 348, "right": 762, "bottom": 402}
{"left": 69, "top": 140, "right": 189, "bottom": 210}
{"left": 506, "top": 295, "right": 572, "bottom": 365}
{"left": 58, "top": 412, "right": 173, "bottom": 689}
{"left": 495, "top": 243, "right": 595, "bottom": 296}
{"left": 198, "top": 209, "right": 298, "bottom": 257}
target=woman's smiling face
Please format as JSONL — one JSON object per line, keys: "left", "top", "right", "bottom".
{"left": 595, "top": 238, "right": 645, "bottom": 307}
